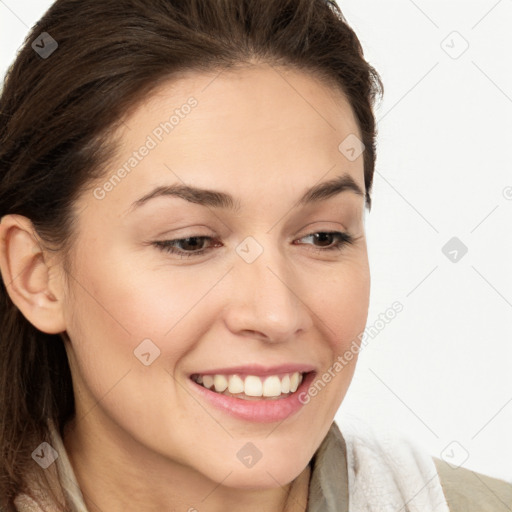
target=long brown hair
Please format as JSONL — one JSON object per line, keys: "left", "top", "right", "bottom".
{"left": 0, "top": 0, "right": 383, "bottom": 508}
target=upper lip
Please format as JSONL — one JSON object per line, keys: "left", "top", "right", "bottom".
{"left": 190, "top": 363, "right": 316, "bottom": 377}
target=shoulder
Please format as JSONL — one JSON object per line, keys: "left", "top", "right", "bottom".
{"left": 433, "top": 457, "right": 512, "bottom": 512}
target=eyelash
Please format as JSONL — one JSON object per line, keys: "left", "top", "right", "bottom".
{"left": 152, "top": 231, "right": 354, "bottom": 259}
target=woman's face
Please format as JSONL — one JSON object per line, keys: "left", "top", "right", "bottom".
{"left": 61, "top": 64, "right": 370, "bottom": 489}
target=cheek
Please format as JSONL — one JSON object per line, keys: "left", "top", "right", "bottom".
{"left": 302, "top": 259, "right": 369, "bottom": 414}
{"left": 294, "top": 262, "right": 369, "bottom": 452}
{"left": 62, "top": 256, "right": 207, "bottom": 452}
{"left": 62, "top": 250, "right": 234, "bottom": 422}
{"left": 69, "top": 247, "right": 217, "bottom": 345}
{"left": 311, "top": 258, "right": 371, "bottom": 353}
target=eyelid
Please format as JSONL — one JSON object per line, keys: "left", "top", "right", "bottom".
{"left": 295, "top": 220, "right": 351, "bottom": 237}
{"left": 152, "top": 224, "right": 217, "bottom": 239}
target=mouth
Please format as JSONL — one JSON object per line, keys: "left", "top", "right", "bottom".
{"left": 190, "top": 371, "right": 308, "bottom": 401}
{"left": 188, "top": 367, "right": 317, "bottom": 423}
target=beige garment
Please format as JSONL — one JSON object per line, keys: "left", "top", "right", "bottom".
{"left": 13, "top": 419, "right": 87, "bottom": 512}
{"left": 433, "top": 457, "right": 512, "bottom": 512}
{"left": 12, "top": 420, "right": 512, "bottom": 511}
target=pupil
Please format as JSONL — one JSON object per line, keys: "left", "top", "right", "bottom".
{"left": 183, "top": 237, "right": 202, "bottom": 250}
{"left": 315, "top": 233, "right": 332, "bottom": 247}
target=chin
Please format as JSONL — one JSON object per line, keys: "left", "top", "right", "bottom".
{"left": 214, "top": 456, "right": 307, "bottom": 490}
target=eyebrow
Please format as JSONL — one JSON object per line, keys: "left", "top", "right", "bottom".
{"left": 126, "top": 173, "right": 364, "bottom": 215}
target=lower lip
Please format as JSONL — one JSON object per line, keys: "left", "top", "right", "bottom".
{"left": 188, "top": 372, "right": 316, "bottom": 423}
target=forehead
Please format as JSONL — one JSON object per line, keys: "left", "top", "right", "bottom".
{"left": 133, "top": 63, "right": 361, "bottom": 143}
{"left": 83, "top": 64, "right": 364, "bottom": 217}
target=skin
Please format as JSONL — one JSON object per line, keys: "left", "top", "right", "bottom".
{"left": 0, "top": 63, "right": 370, "bottom": 512}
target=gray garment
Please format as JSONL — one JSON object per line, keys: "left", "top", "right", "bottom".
{"left": 307, "top": 421, "right": 349, "bottom": 511}
{"left": 12, "top": 421, "right": 512, "bottom": 511}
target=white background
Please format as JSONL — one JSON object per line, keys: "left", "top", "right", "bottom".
{"left": 1, "top": 0, "right": 511, "bottom": 483}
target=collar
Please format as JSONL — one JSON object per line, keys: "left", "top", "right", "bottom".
{"left": 307, "top": 421, "right": 349, "bottom": 512}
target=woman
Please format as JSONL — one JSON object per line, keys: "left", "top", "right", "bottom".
{"left": 0, "top": 1, "right": 510, "bottom": 511}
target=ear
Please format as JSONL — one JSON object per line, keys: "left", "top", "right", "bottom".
{"left": 0, "top": 214, "right": 67, "bottom": 334}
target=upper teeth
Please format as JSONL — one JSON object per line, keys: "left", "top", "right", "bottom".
{"left": 194, "top": 372, "right": 304, "bottom": 397}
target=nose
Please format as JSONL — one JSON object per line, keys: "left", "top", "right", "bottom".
{"left": 222, "top": 242, "right": 313, "bottom": 343}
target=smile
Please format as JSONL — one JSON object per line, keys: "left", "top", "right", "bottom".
{"left": 191, "top": 372, "right": 305, "bottom": 400}
{"left": 188, "top": 364, "right": 316, "bottom": 422}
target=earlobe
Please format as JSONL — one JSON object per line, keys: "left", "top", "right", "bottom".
{"left": 0, "top": 214, "right": 67, "bottom": 334}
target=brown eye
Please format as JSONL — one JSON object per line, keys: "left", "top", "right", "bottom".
{"left": 295, "top": 231, "right": 354, "bottom": 252}
{"left": 153, "top": 236, "right": 218, "bottom": 258}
